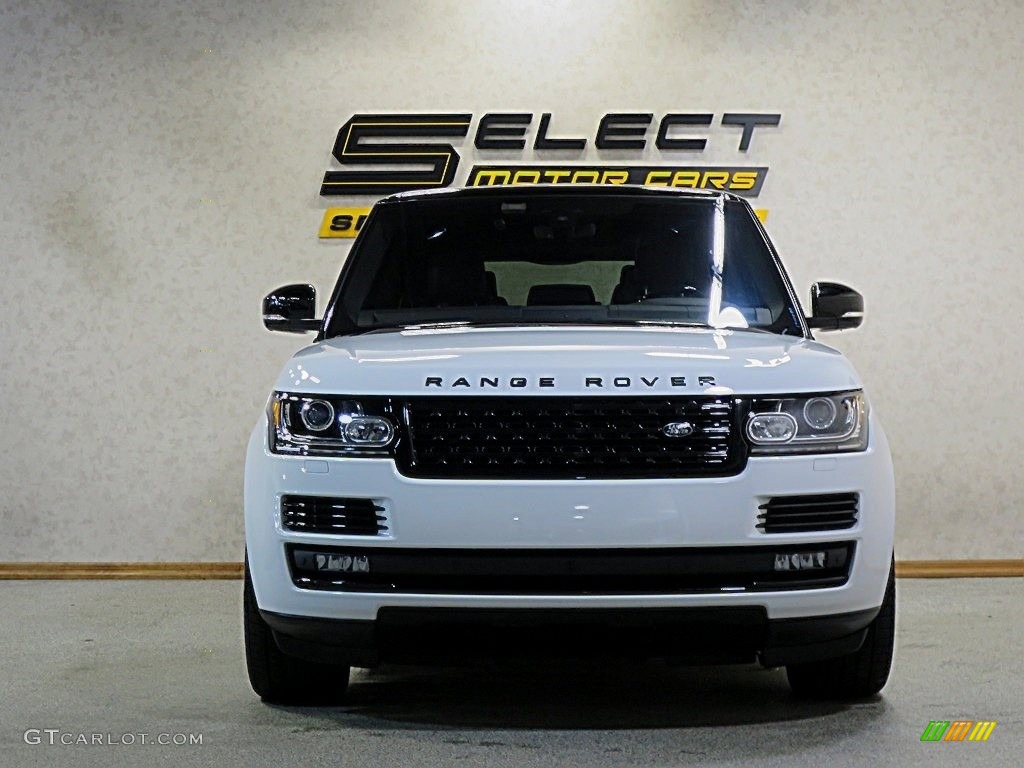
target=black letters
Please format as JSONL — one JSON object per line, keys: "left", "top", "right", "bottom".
{"left": 322, "top": 113, "right": 472, "bottom": 195}
{"left": 721, "top": 113, "right": 781, "bottom": 151}
{"left": 475, "top": 113, "right": 531, "bottom": 150}
{"left": 427, "top": 373, "right": 715, "bottom": 390}
{"left": 534, "top": 113, "right": 587, "bottom": 150}
{"left": 329, "top": 214, "right": 353, "bottom": 232}
{"left": 324, "top": 111, "right": 783, "bottom": 197}
{"left": 656, "top": 114, "right": 713, "bottom": 151}
{"left": 595, "top": 113, "right": 652, "bottom": 150}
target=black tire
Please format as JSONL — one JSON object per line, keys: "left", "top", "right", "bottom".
{"left": 786, "top": 559, "right": 896, "bottom": 700}
{"left": 243, "top": 558, "right": 350, "bottom": 705}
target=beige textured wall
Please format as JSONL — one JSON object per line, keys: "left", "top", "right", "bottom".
{"left": 1, "top": 0, "right": 1021, "bottom": 561}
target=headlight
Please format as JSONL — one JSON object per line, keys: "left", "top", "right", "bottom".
{"left": 746, "top": 390, "right": 868, "bottom": 454}
{"left": 299, "top": 399, "right": 335, "bottom": 432}
{"left": 268, "top": 392, "right": 397, "bottom": 456}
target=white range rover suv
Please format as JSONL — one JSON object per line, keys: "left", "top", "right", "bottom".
{"left": 244, "top": 186, "right": 895, "bottom": 705}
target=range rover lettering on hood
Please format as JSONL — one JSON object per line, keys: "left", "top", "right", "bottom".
{"left": 424, "top": 375, "right": 717, "bottom": 389}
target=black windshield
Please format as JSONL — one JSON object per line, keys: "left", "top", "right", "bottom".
{"left": 323, "top": 191, "right": 805, "bottom": 337}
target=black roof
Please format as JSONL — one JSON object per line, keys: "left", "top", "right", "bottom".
{"left": 379, "top": 184, "right": 745, "bottom": 204}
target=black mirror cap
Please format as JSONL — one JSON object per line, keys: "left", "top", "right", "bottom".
{"left": 262, "top": 284, "right": 321, "bottom": 333}
{"left": 807, "top": 282, "right": 864, "bottom": 331}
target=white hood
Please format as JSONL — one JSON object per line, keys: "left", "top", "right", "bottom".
{"left": 275, "top": 326, "right": 861, "bottom": 396}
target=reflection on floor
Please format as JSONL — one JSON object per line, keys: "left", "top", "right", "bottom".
{"left": 0, "top": 578, "right": 1019, "bottom": 767}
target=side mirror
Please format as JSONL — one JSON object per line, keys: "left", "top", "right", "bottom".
{"left": 262, "top": 284, "right": 321, "bottom": 333}
{"left": 807, "top": 282, "right": 864, "bottom": 331}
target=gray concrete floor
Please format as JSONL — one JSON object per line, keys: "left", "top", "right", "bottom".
{"left": 0, "top": 579, "right": 1020, "bottom": 768}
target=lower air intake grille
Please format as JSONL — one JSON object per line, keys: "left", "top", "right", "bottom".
{"left": 400, "top": 396, "right": 744, "bottom": 479}
{"left": 281, "top": 495, "right": 388, "bottom": 535}
{"left": 757, "top": 493, "right": 859, "bottom": 534}
{"left": 287, "top": 542, "right": 855, "bottom": 594}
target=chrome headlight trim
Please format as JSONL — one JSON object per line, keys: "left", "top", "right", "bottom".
{"left": 746, "top": 390, "right": 868, "bottom": 455}
{"left": 268, "top": 392, "right": 396, "bottom": 457}
{"left": 299, "top": 399, "right": 335, "bottom": 432}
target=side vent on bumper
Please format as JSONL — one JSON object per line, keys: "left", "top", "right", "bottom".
{"left": 757, "top": 493, "right": 859, "bottom": 534}
{"left": 281, "top": 495, "right": 389, "bottom": 536}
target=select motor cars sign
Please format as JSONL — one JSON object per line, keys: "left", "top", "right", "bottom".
{"left": 318, "top": 111, "right": 779, "bottom": 238}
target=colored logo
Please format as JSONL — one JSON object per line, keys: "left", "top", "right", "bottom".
{"left": 920, "top": 721, "right": 997, "bottom": 742}
{"left": 317, "top": 111, "right": 777, "bottom": 237}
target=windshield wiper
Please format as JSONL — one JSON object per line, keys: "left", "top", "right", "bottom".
{"left": 353, "top": 318, "right": 790, "bottom": 336}
{"left": 398, "top": 320, "right": 474, "bottom": 330}
{"left": 627, "top": 319, "right": 778, "bottom": 334}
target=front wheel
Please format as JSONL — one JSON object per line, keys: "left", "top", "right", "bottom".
{"left": 786, "top": 560, "right": 896, "bottom": 700}
{"left": 243, "top": 558, "right": 350, "bottom": 705}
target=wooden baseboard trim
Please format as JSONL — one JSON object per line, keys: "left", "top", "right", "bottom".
{"left": 0, "top": 559, "right": 1021, "bottom": 580}
{"left": 894, "top": 559, "right": 1023, "bottom": 578}
{"left": 0, "top": 562, "right": 244, "bottom": 580}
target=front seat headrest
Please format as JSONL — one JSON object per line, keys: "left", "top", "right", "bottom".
{"left": 526, "top": 284, "right": 598, "bottom": 306}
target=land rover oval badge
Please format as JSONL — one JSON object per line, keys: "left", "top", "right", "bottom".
{"left": 661, "top": 421, "right": 695, "bottom": 438}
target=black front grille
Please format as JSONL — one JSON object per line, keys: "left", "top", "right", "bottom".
{"left": 399, "top": 396, "right": 745, "bottom": 479}
{"left": 757, "top": 493, "right": 859, "bottom": 534}
{"left": 281, "top": 495, "right": 388, "bottom": 535}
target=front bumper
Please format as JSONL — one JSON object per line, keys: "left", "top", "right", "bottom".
{"left": 244, "top": 411, "right": 894, "bottom": 633}
{"left": 260, "top": 604, "right": 880, "bottom": 667}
